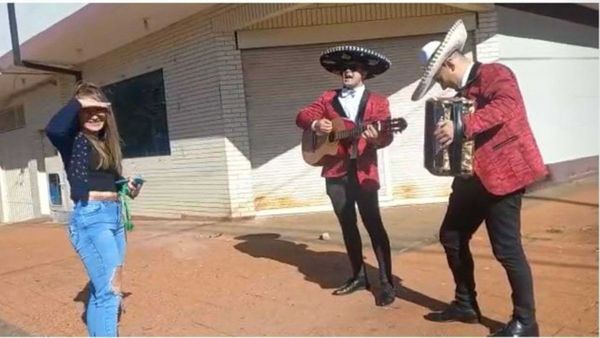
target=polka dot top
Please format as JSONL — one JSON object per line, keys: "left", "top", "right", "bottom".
{"left": 46, "top": 99, "right": 123, "bottom": 202}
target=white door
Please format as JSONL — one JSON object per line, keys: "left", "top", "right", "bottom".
{"left": 0, "top": 130, "right": 38, "bottom": 222}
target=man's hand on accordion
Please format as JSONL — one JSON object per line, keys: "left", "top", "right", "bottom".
{"left": 434, "top": 120, "right": 454, "bottom": 149}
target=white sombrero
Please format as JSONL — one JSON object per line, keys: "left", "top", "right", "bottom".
{"left": 411, "top": 19, "right": 468, "bottom": 101}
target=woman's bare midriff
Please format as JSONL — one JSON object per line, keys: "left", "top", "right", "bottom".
{"left": 88, "top": 191, "right": 118, "bottom": 201}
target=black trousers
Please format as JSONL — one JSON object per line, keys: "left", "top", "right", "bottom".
{"left": 325, "top": 161, "right": 393, "bottom": 286}
{"left": 440, "top": 176, "right": 535, "bottom": 324}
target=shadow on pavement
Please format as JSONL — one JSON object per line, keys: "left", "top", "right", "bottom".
{"left": 234, "top": 233, "right": 505, "bottom": 333}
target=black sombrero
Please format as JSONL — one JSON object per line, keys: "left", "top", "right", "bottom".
{"left": 320, "top": 45, "right": 391, "bottom": 79}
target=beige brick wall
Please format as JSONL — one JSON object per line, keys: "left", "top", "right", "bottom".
{"left": 475, "top": 10, "right": 500, "bottom": 62}
{"left": 75, "top": 4, "right": 307, "bottom": 219}
{"left": 80, "top": 8, "right": 232, "bottom": 218}
{"left": 0, "top": 4, "right": 502, "bottom": 222}
{"left": 212, "top": 32, "right": 255, "bottom": 217}
{"left": 74, "top": 4, "right": 300, "bottom": 219}
{"left": 0, "top": 4, "right": 299, "bottom": 221}
{"left": 0, "top": 79, "right": 64, "bottom": 222}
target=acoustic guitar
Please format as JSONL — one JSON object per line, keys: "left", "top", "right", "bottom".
{"left": 302, "top": 117, "right": 407, "bottom": 166}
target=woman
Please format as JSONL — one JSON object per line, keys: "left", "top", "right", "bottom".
{"left": 46, "top": 82, "right": 141, "bottom": 336}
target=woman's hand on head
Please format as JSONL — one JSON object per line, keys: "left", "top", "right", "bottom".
{"left": 77, "top": 97, "right": 111, "bottom": 109}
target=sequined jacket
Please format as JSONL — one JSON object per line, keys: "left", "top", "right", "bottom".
{"left": 296, "top": 89, "right": 393, "bottom": 192}
{"left": 459, "top": 62, "right": 547, "bottom": 195}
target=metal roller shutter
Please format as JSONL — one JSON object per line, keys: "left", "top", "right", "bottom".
{"left": 242, "top": 33, "right": 475, "bottom": 211}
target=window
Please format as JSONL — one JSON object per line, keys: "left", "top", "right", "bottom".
{"left": 103, "top": 69, "right": 170, "bottom": 158}
{"left": 48, "top": 173, "right": 63, "bottom": 206}
{"left": 0, "top": 105, "right": 25, "bottom": 133}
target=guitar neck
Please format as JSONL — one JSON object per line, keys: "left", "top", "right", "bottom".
{"left": 333, "top": 117, "right": 406, "bottom": 141}
{"left": 334, "top": 125, "right": 367, "bottom": 141}
{"left": 334, "top": 119, "right": 393, "bottom": 141}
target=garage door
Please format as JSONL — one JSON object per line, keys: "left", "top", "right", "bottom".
{"left": 241, "top": 33, "right": 475, "bottom": 211}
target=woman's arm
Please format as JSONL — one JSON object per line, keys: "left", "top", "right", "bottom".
{"left": 45, "top": 99, "right": 82, "bottom": 167}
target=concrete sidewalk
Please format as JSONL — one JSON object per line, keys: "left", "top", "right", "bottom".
{"left": 0, "top": 176, "right": 597, "bottom": 336}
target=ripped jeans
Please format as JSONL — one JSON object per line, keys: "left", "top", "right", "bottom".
{"left": 69, "top": 200, "right": 126, "bottom": 337}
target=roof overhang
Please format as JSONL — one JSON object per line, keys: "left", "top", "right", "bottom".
{"left": 578, "top": 3, "right": 599, "bottom": 11}
{"left": 446, "top": 3, "right": 496, "bottom": 12}
{"left": 0, "top": 3, "right": 215, "bottom": 103}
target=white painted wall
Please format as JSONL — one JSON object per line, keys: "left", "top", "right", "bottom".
{"left": 0, "top": 81, "right": 64, "bottom": 222}
{"left": 496, "top": 6, "right": 599, "bottom": 164}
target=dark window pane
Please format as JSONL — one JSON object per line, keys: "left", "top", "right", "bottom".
{"left": 48, "top": 173, "right": 62, "bottom": 206}
{"left": 102, "top": 69, "right": 170, "bottom": 158}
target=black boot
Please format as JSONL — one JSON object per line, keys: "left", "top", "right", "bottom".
{"left": 490, "top": 318, "right": 539, "bottom": 337}
{"left": 332, "top": 276, "right": 370, "bottom": 295}
{"left": 375, "top": 282, "right": 395, "bottom": 306}
{"left": 424, "top": 301, "right": 481, "bottom": 323}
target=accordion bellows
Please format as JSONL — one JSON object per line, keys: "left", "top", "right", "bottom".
{"left": 424, "top": 97, "right": 475, "bottom": 177}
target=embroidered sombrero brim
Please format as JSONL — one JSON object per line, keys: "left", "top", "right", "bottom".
{"left": 411, "top": 20, "right": 468, "bottom": 101}
{"left": 320, "top": 45, "right": 391, "bottom": 79}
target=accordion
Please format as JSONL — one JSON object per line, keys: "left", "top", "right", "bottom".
{"left": 424, "top": 97, "right": 475, "bottom": 177}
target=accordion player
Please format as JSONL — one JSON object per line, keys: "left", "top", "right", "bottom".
{"left": 424, "top": 97, "right": 475, "bottom": 177}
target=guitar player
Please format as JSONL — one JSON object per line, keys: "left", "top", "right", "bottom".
{"left": 295, "top": 45, "right": 396, "bottom": 307}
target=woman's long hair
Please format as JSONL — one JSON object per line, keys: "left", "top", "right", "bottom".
{"left": 74, "top": 82, "right": 123, "bottom": 175}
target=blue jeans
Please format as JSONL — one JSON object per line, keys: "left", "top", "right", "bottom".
{"left": 68, "top": 200, "right": 126, "bottom": 336}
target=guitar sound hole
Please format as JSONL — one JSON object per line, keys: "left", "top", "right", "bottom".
{"left": 328, "top": 133, "right": 336, "bottom": 142}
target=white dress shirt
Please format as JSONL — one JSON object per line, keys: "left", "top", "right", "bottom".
{"left": 461, "top": 62, "right": 475, "bottom": 89}
{"left": 338, "top": 84, "right": 366, "bottom": 123}
{"left": 339, "top": 85, "right": 366, "bottom": 159}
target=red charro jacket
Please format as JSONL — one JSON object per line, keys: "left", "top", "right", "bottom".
{"left": 460, "top": 62, "right": 547, "bottom": 195}
{"left": 296, "top": 89, "right": 393, "bottom": 191}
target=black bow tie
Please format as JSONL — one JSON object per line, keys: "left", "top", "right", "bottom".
{"left": 341, "top": 87, "right": 356, "bottom": 98}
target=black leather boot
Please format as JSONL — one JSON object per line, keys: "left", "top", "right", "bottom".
{"left": 332, "top": 276, "right": 370, "bottom": 295}
{"left": 490, "top": 318, "right": 539, "bottom": 337}
{"left": 375, "top": 282, "right": 395, "bottom": 306}
{"left": 424, "top": 301, "right": 481, "bottom": 323}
